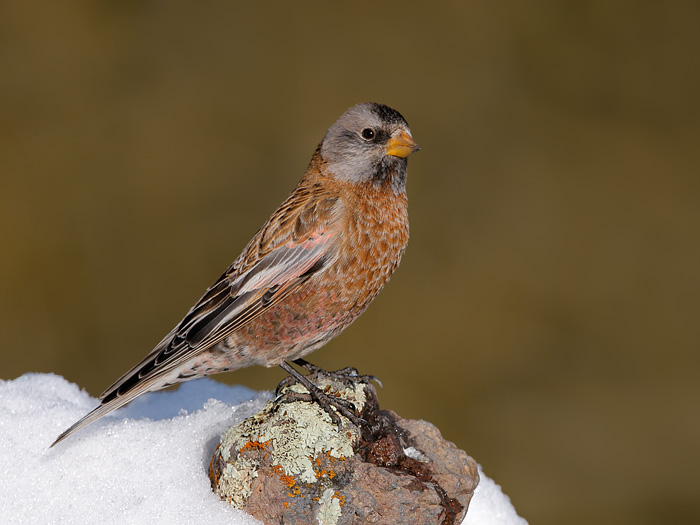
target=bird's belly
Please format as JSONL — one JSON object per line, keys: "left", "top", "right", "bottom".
{"left": 221, "top": 255, "right": 390, "bottom": 367}
{"left": 228, "top": 279, "right": 356, "bottom": 365}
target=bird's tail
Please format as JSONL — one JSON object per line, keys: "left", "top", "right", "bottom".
{"left": 49, "top": 373, "right": 168, "bottom": 448}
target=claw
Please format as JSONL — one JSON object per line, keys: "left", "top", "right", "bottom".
{"left": 369, "top": 376, "right": 383, "bottom": 389}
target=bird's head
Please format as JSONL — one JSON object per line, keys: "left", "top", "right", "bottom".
{"left": 320, "top": 103, "right": 419, "bottom": 192}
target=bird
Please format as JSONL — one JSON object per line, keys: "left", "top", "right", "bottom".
{"left": 52, "top": 102, "right": 419, "bottom": 447}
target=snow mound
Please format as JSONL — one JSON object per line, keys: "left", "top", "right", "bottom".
{"left": 0, "top": 374, "right": 526, "bottom": 524}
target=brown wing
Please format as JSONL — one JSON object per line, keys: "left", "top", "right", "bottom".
{"left": 51, "top": 179, "right": 342, "bottom": 447}
{"left": 102, "top": 182, "right": 341, "bottom": 401}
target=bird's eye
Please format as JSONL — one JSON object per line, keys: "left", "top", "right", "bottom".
{"left": 360, "top": 128, "right": 376, "bottom": 140}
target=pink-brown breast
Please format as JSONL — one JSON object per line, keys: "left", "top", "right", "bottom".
{"left": 220, "top": 175, "right": 409, "bottom": 368}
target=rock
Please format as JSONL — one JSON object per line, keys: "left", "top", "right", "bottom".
{"left": 210, "top": 370, "right": 479, "bottom": 524}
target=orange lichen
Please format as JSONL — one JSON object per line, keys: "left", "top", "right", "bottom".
{"left": 280, "top": 473, "right": 296, "bottom": 488}
{"left": 315, "top": 465, "right": 337, "bottom": 479}
{"left": 311, "top": 450, "right": 347, "bottom": 480}
{"left": 274, "top": 466, "right": 303, "bottom": 499}
{"left": 209, "top": 444, "right": 221, "bottom": 487}
{"left": 287, "top": 485, "right": 302, "bottom": 498}
{"left": 209, "top": 462, "right": 219, "bottom": 487}
{"left": 239, "top": 439, "right": 271, "bottom": 454}
{"left": 333, "top": 491, "right": 346, "bottom": 506}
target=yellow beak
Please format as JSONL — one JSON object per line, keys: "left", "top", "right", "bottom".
{"left": 386, "top": 130, "right": 420, "bottom": 158}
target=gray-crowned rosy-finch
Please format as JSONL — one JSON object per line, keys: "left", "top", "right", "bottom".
{"left": 52, "top": 103, "right": 419, "bottom": 447}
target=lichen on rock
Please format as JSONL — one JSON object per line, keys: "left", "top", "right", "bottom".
{"left": 210, "top": 369, "right": 479, "bottom": 524}
{"left": 316, "top": 488, "right": 343, "bottom": 525}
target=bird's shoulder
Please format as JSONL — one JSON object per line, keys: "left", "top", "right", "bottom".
{"left": 227, "top": 172, "right": 348, "bottom": 278}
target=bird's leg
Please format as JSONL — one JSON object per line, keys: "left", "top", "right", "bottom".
{"left": 273, "top": 358, "right": 323, "bottom": 394}
{"left": 291, "top": 358, "right": 326, "bottom": 374}
{"left": 272, "top": 359, "right": 321, "bottom": 395}
{"left": 277, "top": 361, "right": 366, "bottom": 428}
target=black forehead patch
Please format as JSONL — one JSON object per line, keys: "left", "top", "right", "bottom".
{"left": 368, "top": 103, "right": 409, "bottom": 128}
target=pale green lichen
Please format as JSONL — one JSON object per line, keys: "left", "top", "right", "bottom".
{"left": 215, "top": 375, "right": 367, "bottom": 503}
{"left": 316, "top": 488, "right": 342, "bottom": 525}
{"left": 217, "top": 457, "right": 258, "bottom": 508}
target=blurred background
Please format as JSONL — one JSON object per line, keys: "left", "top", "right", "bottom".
{"left": 1, "top": 1, "right": 698, "bottom": 523}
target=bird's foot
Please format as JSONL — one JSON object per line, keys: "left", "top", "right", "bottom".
{"left": 278, "top": 361, "right": 370, "bottom": 429}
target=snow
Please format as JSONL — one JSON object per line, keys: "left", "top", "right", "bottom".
{"left": 466, "top": 467, "right": 528, "bottom": 525}
{"left": 0, "top": 373, "right": 526, "bottom": 524}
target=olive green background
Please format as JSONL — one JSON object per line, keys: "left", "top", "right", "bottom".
{"left": 1, "top": 1, "right": 698, "bottom": 523}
